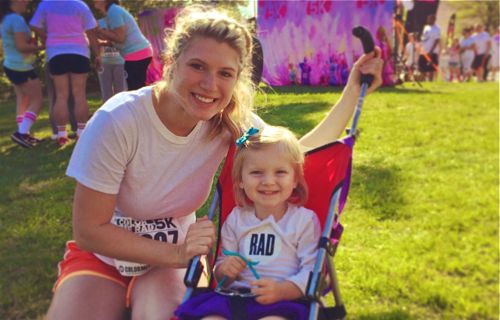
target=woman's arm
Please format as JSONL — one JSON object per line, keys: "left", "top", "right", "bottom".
{"left": 29, "top": 25, "right": 46, "bottom": 44}
{"left": 73, "top": 183, "right": 216, "bottom": 268}
{"left": 96, "top": 25, "right": 126, "bottom": 44}
{"left": 299, "top": 48, "right": 383, "bottom": 151}
{"left": 85, "top": 27, "right": 102, "bottom": 69}
{"left": 13, "top": 32, "right": 42, "bottom": 53}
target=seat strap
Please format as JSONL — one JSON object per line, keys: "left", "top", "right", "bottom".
{"left": 318, "top": 305, "right": 347, "bottom": 320}
{"left": 229, "top": 296, "right": 248, "bottom": 320}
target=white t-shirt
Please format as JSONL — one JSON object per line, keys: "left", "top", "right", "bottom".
{"left": 471, "top": 31, "right": 491, "bottom": 55}
{"left": 216, "top": 205, "right": 321, "bottom": 294}
{"left": 420, "top": 24, "right": 441, "bottom": 54}
{"left": 67, "top": 85, "right": 265, "bottom": 269}
{"left": 67, "top": 86, "right": 265, "bottom": 221}
{"left": 404, "top": 42, "right": 417, "bottom": 67}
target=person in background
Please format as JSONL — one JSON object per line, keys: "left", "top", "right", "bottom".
{"left": 403, "top": 32, "right": 418, "bottom": 81}
{"left": 376, "top": 26, "right": 394, "bottom": 85}
{"left": 97, "top": 17, "right": 127, "bottom": 102}
{"left": 94, "top": 0, "right": 152, "bottom": 91}
{"left": 459, "top": 27, "right": 475, "bottom": 82}
{"left": 418, "top": 14, "right": 441, "bottom": 81}
{"left": 489, "top": 26, "right": 500, "bottom": 81}
{"left": 44, "top": 6, "right": 382, "bottom": 320}
{"left": 470, "top": 23, "right": 491, "bottom": 82}
{"left": 299, "top": 57, "right": 311, "bottom": 85}
{"left": 30, "top": 0, "right": 100, "bottom": 146}
{"left": 446, "top": 38, "right": 461, "bottom": 82}
{"left": 247, "top": 17, "right": 263, "bottom": 87}
{"left": 1, "top": 0, "right": 44, "bottom": 148}
{"left": 44, "top": 66, "right": 78, "bottom": 141}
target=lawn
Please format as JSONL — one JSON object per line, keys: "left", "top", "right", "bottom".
{"left": 0, "top": 82, "right": 498, "bottom": 319}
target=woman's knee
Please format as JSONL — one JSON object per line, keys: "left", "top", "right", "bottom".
{"left": 130, "top": 267, "right": 186, "bottom": 320}
{"left": 47, "top": 275, "right": 127, "bottom": 320}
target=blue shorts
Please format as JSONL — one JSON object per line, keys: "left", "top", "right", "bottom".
{"left": 3, "top": 66, "right": 38, "bottom": 85}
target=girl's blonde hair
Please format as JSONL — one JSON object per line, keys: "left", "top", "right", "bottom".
{"left": 232, "top": 126, "right": 308, "bottom": 207}
{"left": 161, "top": 5, "right": 255, "bottom": 141}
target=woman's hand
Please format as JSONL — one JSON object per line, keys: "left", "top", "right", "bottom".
{"left": 346, "top": 46, "right": 384, "bottom": 94}
{"left": 176, "top": 217, "right": 215, "bottom": 266}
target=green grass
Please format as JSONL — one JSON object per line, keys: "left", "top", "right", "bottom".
{"left": 0, "top": 82, "right": 498, "bottom": 319}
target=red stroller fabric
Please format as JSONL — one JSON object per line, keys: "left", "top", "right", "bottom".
{"left": 210, "top": 137, "right": 354, "bottom": 287}
{"left": 218, "top": 138, "right": 353, "bottom": 229}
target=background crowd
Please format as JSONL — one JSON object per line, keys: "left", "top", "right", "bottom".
{"left": 1, "top": 1, "right": 499, "bottom": 151}
{"left": 1, "top": 0, "right": 150, "bottom": 149}
{"left": 399, "top": 14, "right": 499, "bottom": 83}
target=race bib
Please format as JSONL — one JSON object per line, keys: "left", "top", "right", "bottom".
{"left": 112, "top": 216, "right": 183, "bottom": 276}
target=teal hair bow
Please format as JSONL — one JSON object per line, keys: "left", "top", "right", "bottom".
{"left": 235, "top": 127, "right": 259, "bottom": 147}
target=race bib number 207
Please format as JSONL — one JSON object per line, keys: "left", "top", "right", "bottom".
{"left": 112, "top": 217, "right": 181, "bottom": 276}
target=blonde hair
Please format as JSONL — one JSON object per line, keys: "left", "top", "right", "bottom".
{"left": 161, "top": 6, "right": 255, "bottom": 141}
{"left": 232, "top": 126, "right": 308, "bottom": 207}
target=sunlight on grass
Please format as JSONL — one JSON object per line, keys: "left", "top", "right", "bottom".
{"left": 0, "top": 82, "right": 498, "bottom": 319}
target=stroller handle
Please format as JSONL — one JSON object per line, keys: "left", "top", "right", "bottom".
{"left": 352, "top": 26, "right": 375, "bottom": 86}
{"left": 349, "top": 26, "right": 375, "bottom": 135}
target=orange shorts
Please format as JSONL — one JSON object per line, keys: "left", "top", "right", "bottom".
{"left": 54, "top": 241, "right": 135, "bottom": 306}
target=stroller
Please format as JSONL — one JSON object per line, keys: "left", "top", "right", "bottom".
{"left": 180, "top": 27, "right": 375, "bottom": 320}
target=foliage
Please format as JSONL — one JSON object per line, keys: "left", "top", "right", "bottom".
{"left": 0, "top": 82, "right": 498, "bottom": 319}
{"left": 447, "top": 1, "right": 499, "bottom": 33}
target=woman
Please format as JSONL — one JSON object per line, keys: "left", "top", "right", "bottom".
{"left": 94, "top": 0, "right": 152, "bottom": 91}
{"left": 1, "top": 0, "right": 44, "bottom": 148}
{"left": 45, "top": 6, "right": 382, "bottom": 320}
{"left": 30, "top": 0, "right": 99, "bottom": 146}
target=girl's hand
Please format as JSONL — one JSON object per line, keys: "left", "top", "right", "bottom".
{"left": 217, "top": 256, "right": 247, "bottom": 280}
{"left": 250, "top": 278, "right": 284, "bottom": 305}
{"left": 177, "top": 217, "right": 215, "bottom": 266}
{"left": 347, "top": 46, "right": 383, "bottom": 94}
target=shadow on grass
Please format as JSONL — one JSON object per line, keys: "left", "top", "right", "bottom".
{"left": 260, "top": 84, "right": 442, "bottom": 95}
{"left": 351, "top": 162, "right": 407, "bottom": 221}
{"left": 257, "top": 102, "right": 333, "bottom": 136}
{"left": 353, "top": 310, "right": 412, "bottom": 320}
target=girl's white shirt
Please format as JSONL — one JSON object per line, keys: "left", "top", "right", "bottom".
{"left": 216, "top": 204, "right": 321, "bottom": 294}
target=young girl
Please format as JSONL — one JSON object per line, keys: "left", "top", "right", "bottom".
{"left": 175, "top": 125, "right": 320, "bottom": 320}
{"left": 447, "top": 38, "right": 461, "bottom": 82}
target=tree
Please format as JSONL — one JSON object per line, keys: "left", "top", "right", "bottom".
{"left": 450, "top": 1, "right": 499, "bottom": 33}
